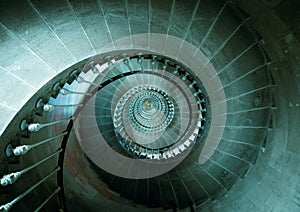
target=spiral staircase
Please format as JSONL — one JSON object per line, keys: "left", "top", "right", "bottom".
{"left": 0, "top": 0, "right": 300, "bottom": 211}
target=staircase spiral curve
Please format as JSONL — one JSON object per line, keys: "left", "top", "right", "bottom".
{"left": 1, "top": 0, "right": 299, "bottom": 211}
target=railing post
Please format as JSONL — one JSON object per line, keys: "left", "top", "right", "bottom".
{"left": 43, "top": 103, "right": 83, "bottom": 112}
{"left": 0, "top": 167, "right": 60, "bottom": 212}
{"left": 59, "top": 88, "right": 92, "bottom": 96}
{"left": 20, "top": 117, "right": 73, "bottom": 132}
{"left": 34, "top": 187, "right": 61, "bottom": 212}
{"left": 6, "top": 132, "right": 68, "bottom": 157}
{"left": 1, "top": 149, "right": 62, "bottom": 186}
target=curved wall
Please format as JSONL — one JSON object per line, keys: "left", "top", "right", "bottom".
{"left": 0, "top": 0, "right": 299, "bottom": 211}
